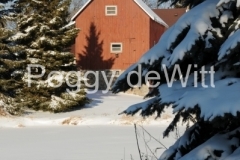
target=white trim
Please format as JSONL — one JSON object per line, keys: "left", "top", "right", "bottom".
{"left": 110, "top": 43, "right": 122, "bottom": 53}
{"left": 70, "top": 0, "right": 168, "bottom": 27}
{"left": 133, "top": 0, "right": 168, "bottom": 28}
{"left": 105, "top": 5, "right": 118, "bottom": 16}
{"left": 71, "top": 0, "right": 92, "bottom": 21}
{"left": 62, "top": 21, "right": 76, "bottom": 29}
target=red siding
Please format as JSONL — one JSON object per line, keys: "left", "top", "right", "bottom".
{"left": 73, "top": 0, "right": 165, "bottom": 70}
{"left": 149, "top": 19, "right": 165, "bottom": 48}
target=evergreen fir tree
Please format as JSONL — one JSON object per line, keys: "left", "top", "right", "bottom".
{"left": 0, "top": 0, "right": 27, "bottom": 115}
{"left": 11, "top": 0, "right": 89, "bottom": 112}
{"left": 112, "top": 0, "right": 240, "bottom": 159}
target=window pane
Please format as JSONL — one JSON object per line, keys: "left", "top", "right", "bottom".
{"left": 106, "top": 6, "right": 117, "bottom": 15}
{"left": 111, "top": 43, "right": 122, "bottom": 53}
{"left": 112, "top": 44, "right": 121, "bottom": 48}
{"left": 107, "top": 11, "right": 116, "bottom": 14}
{"left": 112, "top": 48, "right": 121, "bottom": 51}
{"left": 107, "top": 7, "right": 115, "bottom": 10}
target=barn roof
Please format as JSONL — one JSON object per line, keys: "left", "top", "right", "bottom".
{"left": 70, "top": 0, "right": 92, "bottom": 21}
{"left": 153, "top": 8, "right": 186, "bottom": 27}
{"left": 70, "top": 0, "right": 169, "bottom": 28}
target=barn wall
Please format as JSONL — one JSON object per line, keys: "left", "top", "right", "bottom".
{"left": 74, "top": 0, "right": 152, "bottom": 70}
{"left": 149, "top": 19, "right": 165, "bottom": 48}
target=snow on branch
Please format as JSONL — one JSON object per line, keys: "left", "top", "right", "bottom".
{"left": 160, "top": 124, "right": 240, "bottom": 160}
{"left": 158, "top": 69, "right": 240, "bottom": 121}
{"left": 165, "top": 0, "right": 230, "bottom": 67}
{"left": 225, "top": 147, "right": 240, "bottom": 160}
{"left": 177, "top": 127, "right": 240, "bottom": 160}
{"left": 218, "top": 29, "right": 240, "bottom": 60}
{"left": 160, "top": 123, "right": 202, "bottom": 160}
{"left": 31, "top": 0, "right": 42, "bottom": 4}
{"left": 119, "top": 97, "right": 159, "bottom": 116}
{"left": 217, "top": 0, "right": 240, "bottom": 8}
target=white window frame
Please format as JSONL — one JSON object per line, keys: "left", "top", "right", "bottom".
{"left": 110, "top": 43, "right": 122, "bottom": 53}
{"left": 105, "top": 5, "right": 117, "bottom": 16}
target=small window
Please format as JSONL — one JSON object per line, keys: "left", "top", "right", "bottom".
{"left": 111, "top": 43, "right": 122, "bottom": 53}
{"left": 105, "top": 6, "right": 117, "bottom": 16}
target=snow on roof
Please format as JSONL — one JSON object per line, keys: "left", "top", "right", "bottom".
{"left": 62, "top": 21, "right": 76, "bottom": 29}
{"left": 133, "top": 0, "right": 168, "bottom": 27}
{"left": 70, "top": 0, "right": 168, "bottom": 28}
{"left": 70, "top": 0, "right": 92, "bottom": 21}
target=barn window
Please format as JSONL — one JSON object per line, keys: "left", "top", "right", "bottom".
{"left": 111, "top": 43, "right": 122, "bottom": 53}
{"left": 105, "top": 6, "right": 117, "bottom": 16}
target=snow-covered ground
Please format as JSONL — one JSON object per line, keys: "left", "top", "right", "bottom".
{"left": 0, "top": 91, "right": 173, "bottom": 127}
{"left": 0, "top": 91, "right": 178, "bottom": 160}
{"left": 0, "top": 126, "right": 181, "bottom": 160}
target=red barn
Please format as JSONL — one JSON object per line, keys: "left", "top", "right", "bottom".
{"left": 71, "top": 0, "right": 168, "bottom": 70}
{"left": 153, "top": 8, "right": 186, "bottom": 28}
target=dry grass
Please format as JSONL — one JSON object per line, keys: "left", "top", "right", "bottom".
{"left": 119, "top": 113, "right": 172, "bottom": 125}
{"left": 62, "top": 116, "right": 82, "bottom": 125}
{"left": 18, "top": 124, "right": 25, "bottom": 128}
{"left": 161, "top": 113, "right": 172, "bottom": 120}
{"left": 0, "top": 108, "right": 9, "bottom": 117}
{"left": 120, "top": 115, "right": 145, "bottom": 125}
